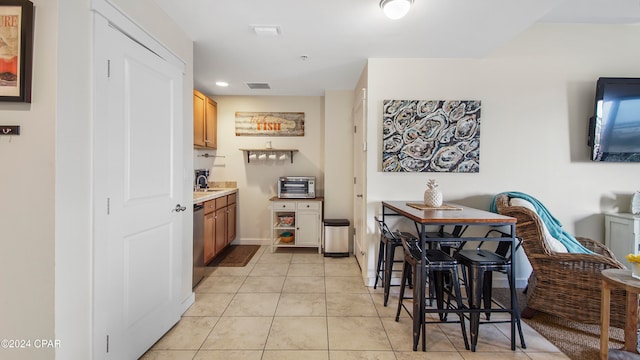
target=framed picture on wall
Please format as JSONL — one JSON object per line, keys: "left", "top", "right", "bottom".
{"left": 382, "top": 99, "right": 482, "bottom": 172}
{"left": 0, "top": 0, "right": 34, "bottom": 103}
{"left": 235, "top": 112, "right": 305, "bottom": 136}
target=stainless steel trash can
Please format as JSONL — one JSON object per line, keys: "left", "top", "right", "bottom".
{"left": 323, "top": 219, "right": 350, "bottom": 257}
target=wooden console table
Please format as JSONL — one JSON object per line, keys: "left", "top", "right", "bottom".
{"left": 600, "top": 269, "right": 640, "bottom": 360}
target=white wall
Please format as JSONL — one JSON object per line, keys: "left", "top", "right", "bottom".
{"left": 362, "top": 23, "right": 640, "bottom": 286}
{"left": 0, "top": 1, "right": 57, "bottom": 359}
{"left": 207, "top": 95, "right": 324, "bottom": 243}
{"left": 56, "top": 0, "right": 91, "bottom": 358}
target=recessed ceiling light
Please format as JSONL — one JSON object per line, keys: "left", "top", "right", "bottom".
{"left": 215, "top": 81, "right": 229, "bottom": 87}
{"left": 380, "top": 0, "right": 414, "bottom": 20}
{"left": 250, "top": 25, "right": 281, "bottom": 37}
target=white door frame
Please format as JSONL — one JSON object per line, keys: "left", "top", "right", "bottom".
{"left": 353, "top": 88, "right": 368, "bottom": 282}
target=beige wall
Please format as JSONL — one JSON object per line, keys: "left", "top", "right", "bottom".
{"left": 200, "top": 92, "right": 354, "bottom": 247}
{"left": 0, "top": 1, "right": 57, "bottom": 359}
{"left": 362, "top": 23, "right": 640, "bottom": 286}
{"left": 205, "top": 96, "right": 324, "bottom": 243}
{"left": 198, "top": 93, "right": 358, "bottom": 251}
{"left": 323, "top": 90, "right": 354, "bottom": 222}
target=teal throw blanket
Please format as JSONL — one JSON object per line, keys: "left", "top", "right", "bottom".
{"left": 489, "top": 191, "right": 594, "bottom": 254}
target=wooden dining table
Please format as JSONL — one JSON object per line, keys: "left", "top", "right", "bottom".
{"left": 381, "top": 200, "right": 519, "bottom": 352}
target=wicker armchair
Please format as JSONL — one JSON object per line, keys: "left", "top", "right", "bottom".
{"left": 494, "top": 194, "right": 628, "bottom": 329}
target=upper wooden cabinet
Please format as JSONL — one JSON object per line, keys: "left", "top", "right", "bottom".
{"left": 193, "top": 89, "right": 217, "bottom": 149}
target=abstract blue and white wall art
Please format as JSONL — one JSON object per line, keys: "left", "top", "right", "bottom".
{"left": 382, "top": 100, "right": 482, "bottom": 172}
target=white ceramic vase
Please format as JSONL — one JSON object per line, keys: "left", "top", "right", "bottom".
{"left": 423, "top": 189, "right": 443, "bottom": 207}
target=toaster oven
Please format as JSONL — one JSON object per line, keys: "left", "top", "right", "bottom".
{"left": 278, "top": 176, "right": 316, "bottom": 199}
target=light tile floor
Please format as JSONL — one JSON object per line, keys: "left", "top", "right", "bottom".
{"left": 141, "top": 246, "right": 569, "bottom": 360}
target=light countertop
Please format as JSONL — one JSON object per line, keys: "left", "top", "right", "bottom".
{"left": 193, "top": 188, "right": 237, "bottom": 204}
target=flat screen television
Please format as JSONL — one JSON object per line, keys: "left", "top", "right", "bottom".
{"left": 588, "top": 77, "right": 640, "bottom": 162}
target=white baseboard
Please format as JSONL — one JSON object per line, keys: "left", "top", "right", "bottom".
{"left": 179, "top": 292, "right": 195, "bottom": 315}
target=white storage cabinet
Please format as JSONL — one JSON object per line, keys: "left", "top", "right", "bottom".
{"left": 270, "top": 197, "right": 323, "bottom": 253}
{"left": 604, "top": 213, "right": 640, "bottom": 268}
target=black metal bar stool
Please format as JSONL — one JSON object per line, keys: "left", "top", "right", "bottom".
{"left": 421, "top": 224, "right": 467, "bottom": 306}
{"left": 374, "top": 216, "right": 406, "bottom": 306}
{"left": 455, "top": 230, "right": 526, "bottom": 352}
{"left": 422, "top": 224, "right": 467, "bottom": 253}
{"left": 395, "top": 233, "right": 469, "bottom": 352}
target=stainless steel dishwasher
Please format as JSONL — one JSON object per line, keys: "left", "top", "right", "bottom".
{"left": 193, "top": 203, "right": 205, "bottom": 288}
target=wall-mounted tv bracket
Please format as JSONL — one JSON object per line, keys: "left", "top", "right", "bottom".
{"left": 0, "top": 126, "right": 20, "bottom": 135}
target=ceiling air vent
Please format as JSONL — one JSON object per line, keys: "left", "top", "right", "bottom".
{"left": 245, "top": 82, "right": 271, "bottom": 90}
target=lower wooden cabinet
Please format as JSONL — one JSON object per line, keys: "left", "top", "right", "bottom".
{"left": 226, "top": 193, "right": 237, "bottom": 243}
{"left": 203, "top": 192, "right": 238, "bottom": 264}
{"left": 214, "top": 206, "right": 226, "bottom": 255}
{"left": 203, "top": 200, "right": 216, "bottom": 264}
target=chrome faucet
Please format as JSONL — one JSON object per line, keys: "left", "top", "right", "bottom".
{"left": 195, "top": 174, "right": 208, "bottom": 191}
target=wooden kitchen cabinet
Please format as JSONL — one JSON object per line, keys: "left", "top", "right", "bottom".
{"left": 214, "top": 207, "right": 226, "bottom": 255}
{"left": 203, "top": 199, "right": 216, "bottom": 264}
{"left": 193, "top": 89, "right": 217, "bottom": 149}
{"left": 226, "top": 193, "right": 237, "bottom": 244}
{"left": 214, "top": 196, "right": 228, "bottom": 255}
{"left": 202, "top": 192, "right": 238, "bottom": 265}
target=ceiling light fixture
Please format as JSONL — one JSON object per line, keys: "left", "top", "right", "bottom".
{"left": 215, "top": 81, "right": 229, "bottom": 87}
{"left": 380, "top": 0, "right": 414, "bottom": 20}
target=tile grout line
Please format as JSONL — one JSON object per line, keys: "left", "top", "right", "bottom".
{"left": 141, "top": 246, "right": 565, "bottom": 359}
{"left": 323, "top": 255, "right": 332, "bottom": 359}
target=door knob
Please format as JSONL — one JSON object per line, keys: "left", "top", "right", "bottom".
{"left": 356, "top": 194, "right": 363, "bottom": 198}
{"left": 173, "top": 204, "right": 187, "bottom": 212}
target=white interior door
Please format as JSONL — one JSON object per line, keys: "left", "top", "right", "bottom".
{"left": 353, "top": 88, "right": 367, "bottom": 277}
{"left": 93, "top": 19, "right": 184, "bottom": 359}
